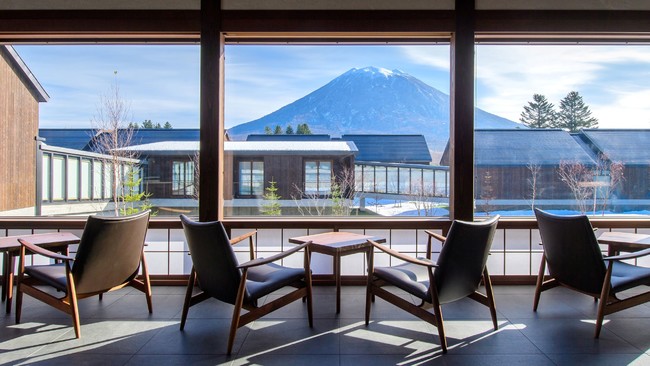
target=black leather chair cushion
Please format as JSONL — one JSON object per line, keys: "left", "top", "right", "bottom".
{"left": 610, "top": 261, "right": 650, "bottom": 293}
{"left": 246, "top": 262, "right": 305, "bottom": 301}
{"left": 374, "top": 260, "right": 432, "bottom": 302}
{"left": 24, "top": 263, "right": 68, "bottom": 292}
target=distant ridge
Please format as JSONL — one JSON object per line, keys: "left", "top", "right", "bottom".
{"left": 227, "top": 66, "right": 522, "bottom": 153}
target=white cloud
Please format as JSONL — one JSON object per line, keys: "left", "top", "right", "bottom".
{"left": 401, "top": 46, "right": 450, "bottom": 71}
{"left": 592, "top": 89, "right": 650, "bottom": 129}
{"left": 474, "top": 45, "right": 650, "bottom": 127}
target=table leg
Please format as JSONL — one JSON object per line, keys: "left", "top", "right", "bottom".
{"left": 5, "top": 255, "right": 15, "bottom": 314}
{"left": 1, "top": 253, "right": 7, "bottom": 303}
{"left": 335, "top": 254, "right": 341, "bottom": 314}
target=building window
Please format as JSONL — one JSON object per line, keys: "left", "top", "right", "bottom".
{"left": 172, "top": 161, "right": 194, "bottom": 196}
{"left": 239, "top": 161, "right": 264, "bottom": 196}
{"left": 305, "top": 160, "right": 332, "bottom": 196}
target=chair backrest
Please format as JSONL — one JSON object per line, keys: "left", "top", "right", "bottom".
{"left": 434, "top": 215, "right": 499, "bottom": 304}
{"left": 180, "top": 215, "right": 243, "bottom": 305}
{"left": 534, "top": 208, "right": 606, "bottom": 294}
{"left": 72, "top": 210, "right": 150, "bottom": 295}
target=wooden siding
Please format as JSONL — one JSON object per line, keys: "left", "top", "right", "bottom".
{"left": 620, "top": 166, "right": 650, "bottom": 200}
{"left": 230, "top": 154, "right": 355, "bottom": 200}
{"left": 144, "top": 156, "right": 195, "bottom": 199}
{"left": 0, "top": 49, "right": 38, "bottom": 212}
{"left": 475, "top": 165, "right": 650, "bottom": 203}
{"left": 475, "top": 166, "right": 571, "bottom": 201}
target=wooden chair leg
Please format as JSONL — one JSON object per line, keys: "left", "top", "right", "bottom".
{"left": 304, "top": 249, "right": 313, "bottom": 328}
{"left": 15, "top": 283, "right": 23, "bottom": 324}
{"left": 228, "top": 270, "right": 248, "bottom": 355}
{"left": 140, "top": 251, "right": 153, "bottom": 313}
{"left": 180, "top": 267, "right": 197, "bottom": 331}
{"left": 5, "top": 256, "right": 15, "bottom": 314}
{"left": 365, "top": 246, "right": 374, "bottom": 325}
{"left": 432, "top": 299, "right": 447, "bottom": 353}
{"left": 66, "top": 266, "right": 81, "bottom": 338}
{"left": 533, "top": 254, "right": 547, "bottom": 311}
{"left": 596, "top": 263, "right": 614, "bottom": 338}
{"left": 15, "top": 247, "right": 26, "bottom": 324}
{"left": 430, "top": 281, "right": 447, "bottom": 353}
{"left": 483, "top": 268, "right": 498, "bottom": 330}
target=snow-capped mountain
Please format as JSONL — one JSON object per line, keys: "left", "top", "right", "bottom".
{"left": 227, "top": 66, "right": 522, "bottom": 152}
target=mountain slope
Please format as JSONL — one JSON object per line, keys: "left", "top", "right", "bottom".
{"left": 228, "top": 67, "right": 522, "bottom": 152}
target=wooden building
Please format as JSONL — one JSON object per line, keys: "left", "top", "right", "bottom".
{"left": 0, "top": 46, "right": 48, "bottom": 212}
{"left": 578, "top": 129, "right": 650, "bottom": 201}
{"left": 120, "top": 140, "right": 358, "bottom": 203}
{"left": 441, "top": 129, "right": 598, "bottom": 201}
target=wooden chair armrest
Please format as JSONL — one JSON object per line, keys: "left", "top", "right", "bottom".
{"left": 424, "top": 230, "right": 446, "bottom": 243}
{"left": 604, "top": 247, "right": 650, "bottom": 261}
{"left": 369, "top": 240, "right": 436, "bottom": 268}
{"left": 230, "top": 230, "right": 257, "bottom": 246}
{"left": 238, "top": 242, "right": 310, "bottom": 270}
{"left": 18, "top": 238, "right": 75, "bottom": 262}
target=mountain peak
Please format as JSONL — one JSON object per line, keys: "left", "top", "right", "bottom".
{"left": 227, "top": 66, "right": 521, "bottom": 153}
{"left": 347, "top": 66, "right": 405, "bottom": 78}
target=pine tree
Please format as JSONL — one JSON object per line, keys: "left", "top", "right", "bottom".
{"left": 556, "top": 91, "right": 598, "bottom": 132}
{"left": 264, "top": 126, "right": 272, "bottom": 135}
{"left": 273, "top": 125, "right": 283, "bottom": 135}
{"left": 163, "top": 122, "right": 172, "bottom": 129}
{"left": 520, "top": 94, "right": 556, "bottom": 128}
{"left": 285, "top": 125, "right": 294, "bottom": 134}
{"left": 296, "top": 123, "right": 312, "bottom": 135}
{"left": 141, "top": 119, "right": 154, "bottom": 128}
{"left": 260, "top": 178, "right": 281, "bottom": 215}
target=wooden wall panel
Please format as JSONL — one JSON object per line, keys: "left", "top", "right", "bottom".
{"left": 0, "top": 50, "right": 38, "bottom": 212}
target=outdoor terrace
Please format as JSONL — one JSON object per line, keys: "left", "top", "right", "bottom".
{"left": 2, "top": 217, "right": 650, "bottom": 365}
{"left": 2, "top": 284, "right": 650, "bottom": 365}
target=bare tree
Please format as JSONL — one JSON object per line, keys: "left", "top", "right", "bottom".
{"left": 594, "top": 154, "right": 625, "bottom": 215}
{"left": 91, "top": 72, "right": 137, "bottom": 215}
{"left": 291, "top": 167, "right": 358, "bottom": 216}
{"left": 291, "top": 183, "right": 328, "bottom": 216}
{"left": 478, "top": 169, "right": 496, "bottom": 216}
{"left": 557, "top": 160, "right": 594, "bottom": 214}
{"left": 409, "top": 180, "right": 441, "bottom": 216}
{"left": 527, "top": 163, "right": 542, "bottom": 212}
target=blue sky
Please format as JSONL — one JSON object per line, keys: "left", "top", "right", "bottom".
{"left": 15, "top": 44, "right": 650, "bottom": 130}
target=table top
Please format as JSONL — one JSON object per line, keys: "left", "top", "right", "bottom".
{"left": 597, "top": 231, "right": 650, "bottom": 252}
{"left": 0, "top": 232, "right": 80, "bottom": 252}
{"left": 288, "top": 231, "right": 386, "bottom": 253}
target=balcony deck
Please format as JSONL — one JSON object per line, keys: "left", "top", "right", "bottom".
{"left": 2, "top": 284, "right": 650, "bottom": 365}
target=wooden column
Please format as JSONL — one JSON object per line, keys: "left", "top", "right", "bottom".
{"left": 199, "top": 0, "right": 223, "bottom": 221}
{"left": 450, "top": 0, "right": 475, "bottom": 221}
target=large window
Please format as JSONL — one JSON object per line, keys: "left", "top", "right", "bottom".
{"left": 0, "top": 44, "right": 199, "bottom": 216}
{"left": 224, "top": 43, "right": 451, "bottom": 217}
{"left": 475, "top": 43, "right": 650, "bottom": 217}
{"left": 304, "top": 161, "right": 332, "bottom": 196}
{"left": 172, "top": 161, "right": 195, "bottom": 196}
{"left": 238, "top": 161, "right": 264, "bottom": 197}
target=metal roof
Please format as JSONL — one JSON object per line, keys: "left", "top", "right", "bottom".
{"left": 246, "top": 134, "right": 332, "bottom": 141}
{"left": 474, "top": 129, "right": 596, "bottom": 166}
{"left": 341, "top": 134, "right": 431, "bottom": 164}
{"left": 119, "top": 140, "right": 358, "bottom": 157}
{"left": 38, "top": 129, "right": 95, "bottom": 150}
{"left": 581, "top": 129, "right": 650, "bottom": 165}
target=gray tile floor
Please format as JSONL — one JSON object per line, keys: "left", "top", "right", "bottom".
{"left": 2, "top": 285, "right": 650, "bottom": 365}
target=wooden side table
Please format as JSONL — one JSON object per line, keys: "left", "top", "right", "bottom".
{"left": 289, "top": 231, "right": 386, "bottom": 313}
